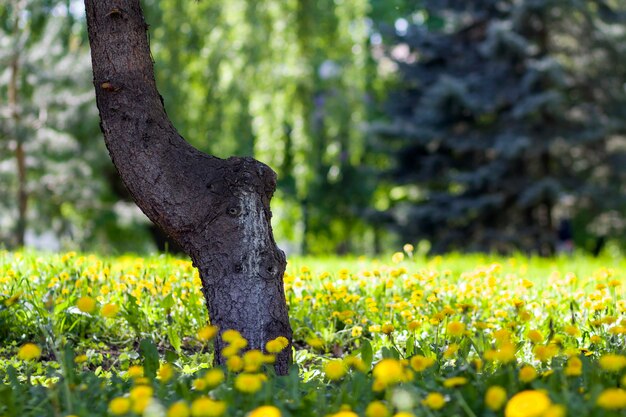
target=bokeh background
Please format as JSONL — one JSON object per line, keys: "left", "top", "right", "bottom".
{"left": 1, "top": 0, "right": 626, "bottom": 256}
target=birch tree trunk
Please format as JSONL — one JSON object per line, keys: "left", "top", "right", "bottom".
{"left": 84, "top": 0, "right": 292, "bottom": 374}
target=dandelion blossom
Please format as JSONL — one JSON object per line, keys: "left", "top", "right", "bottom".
{"left": 234, "top": 373, "right": 265, "bottom": 394}
{"left": 597, "top": 388, "right": 626, "bottom": 410}
{"left": 167, "top": 401, "right": 190, "bottom": 417}
{"left": 410, "top": 355, "right": 435, "bottom": 372}
{"left": 324, "top": 360, "right": 347, "bottom": 381}
{"left": 446, "top": 321, "right": 465, "bottom": 337}
{"left": 190, "top": 397, "right": 226, "bottom": 417}
{"left": 17, "top": 343, "right": 41, "bottom": 361}
{"left": 365, "top": 401, "right": 390, "bottom": 417}
{"left": 485, "top": 386, "right": 507, "bottom": 411}
{"left": 504, "top": 390, "right": 551, "bottom": 417}
{"left": 101, "top": 303, "right": 119, "bottom": 318}
{"left": 599, "top": 354, "right": 626, "bottom": 372}
{"left": 196, "top": 325, "right": 218, "bottom": 342}
{"left": 249, "top": 405, "right": 281, "bottom": 417}
{"left": 422, "top": 393, "right": 445, "bottom": 410}
{"left": 76, "top": 296, "right": 97, "bottom": 314}
{"left": 108, "top": 397, "right": 131, "bottom": 416}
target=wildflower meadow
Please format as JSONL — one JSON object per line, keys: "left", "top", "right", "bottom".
{"left": 1, "top": 248, "right": 626, "bottom": 417}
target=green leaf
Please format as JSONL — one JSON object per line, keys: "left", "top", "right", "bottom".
{"left": 361, "top": 339, "right": 373, "bottom": 369}
{"left": 162, "top": 294, "right": 175, "bottom": 310}
{"left": 382, "top": 346, "right": 400, "bottom": 359}
{"left": 167, "top": 327, "right": 181, "bottom": 353}
{"left": 406, "top": 335, "right": 415, "bottom": 357}
{"left": 139, "top": 338, "right": 159, "bottom": 380}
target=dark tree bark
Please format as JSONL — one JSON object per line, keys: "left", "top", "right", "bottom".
{"left": 84, "top": 0, "right": 292, "bottom": 374}
{"left": 9, "top": 0, "right": 27, "bottom": 248}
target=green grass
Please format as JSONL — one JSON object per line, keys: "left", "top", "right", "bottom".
{"left": 1, "top": 249, "right": 626, "bottom": 417}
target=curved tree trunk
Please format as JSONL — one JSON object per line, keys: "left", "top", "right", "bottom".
{"left": 84, "top": 0, "right": 292, "bottom": 374}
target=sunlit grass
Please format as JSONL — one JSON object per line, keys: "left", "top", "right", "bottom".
{"left": 1, "top": 249, "right": 626, "bottom": 416}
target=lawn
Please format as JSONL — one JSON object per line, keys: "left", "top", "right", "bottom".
{"left": 1, "top": 249, "right": 625, "bottom": 416}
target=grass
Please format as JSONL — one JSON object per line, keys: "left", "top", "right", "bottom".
{"left": 1, "top": 249, "right": 626, "bottom": 416}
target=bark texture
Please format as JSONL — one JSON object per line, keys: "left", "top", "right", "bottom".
{"left": 9, "top": 0, "right": 27, "bottom": 248}
{"left": 84, "top": 0, "right": 292, "bottom": 373}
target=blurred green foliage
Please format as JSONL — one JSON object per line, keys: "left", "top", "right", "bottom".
{"left": 373, "top": 0, "right": 626, "bottom": 255}
{"left": 0, "top": 0, "right": 154, "bottom": 252}
{"left": 1, "top": 0, "right": 626, "bottom": 255}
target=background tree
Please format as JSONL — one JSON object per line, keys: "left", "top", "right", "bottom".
{"left": 373, "top": 0, "right": 626, "bottom": 254}
{"left": 0, "top": 0, "right": 156, "bottom": 251}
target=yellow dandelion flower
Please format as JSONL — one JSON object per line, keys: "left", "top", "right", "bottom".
{"left": 518, "top": 365, "right": 537, "bottom": 383}
{"left": 382, "top": 323, "right": 395, "bottom": 334}
{"left": 17, "top": 343, "right": 41, "bottom": 361}
{"left": 410, "top": 355, "right": 435, "bottom": 372}
{"left": 74, "top": 354, "right": 88, "bottom": 364}
{"left": 190, "top": 397, "right": 226, "bottom": 417}
{"left": 391, "top": 252, "right": 404, "bottom": 263}
{"left": 242, "top": 349, "right": 265, "bottom": 373}
{"left": 249, "top": 405, "right": 281, "bottom": 417}
{"left": 373, "top": 359, "right": 406, "bottom": 387}
{"left": 204, "top": 368, "right": 224, "bottom": 388}
{"left": 76, "top": 296, "right": 97, "bottom": 314}
{"left": 158, "top": 363, "right": 175, "bottom": 382}
{"left": 222, "top": 329, "right": 243, "bottom": 343}
{"left": 533, "top": 344, "right": 558, "bottom": 362}
{"left": 543, "top": 405, "right": 566, "bottom": 417}
{"left": 127, "top": 365, "right": 144, "bottom": 378}
{"left": 4, "top": 293, "right": 20, "bottom": 307}
{"left": 226, "top": 355, "right": 244, "bottom": 373}
{"left": 197, "top": 325, "right": 218, "bottom": 342}
{"left": 422, "top": 392, "right": 445, "bottom": 410}
{"left": 599, "top": 354, "right": 626, "bottom": 372}
{"left": 446, "top": 321, "right": 465, "bottom": 337}
{"left": 485, "top": 386, "right": 507, "bottom": 411}
{"left": 443, "top": 376, "right": 468, "bottom": 388}
{"left": 101, "top": 303, "right": 119, "bottom": 318}
{"left": 407, "top": 320, "right": 421, "bottom": 331}
{"left": 564, "top": 356, "right": 582, "bottom": 377}
{"left": 504, "top": 390, "right": 551, "bottom": 417}
{"left": 132, "top": 395, "right": 151, "bottom": 414}
{"left": 306, "top": 337, "right": 324, "bottom": 349}
{"left": 167, "top": 401, "right": 190, "bottom": 417}
{"left": 344, "top": 356, "right": 367, "bottom": 372}
{"left": 234, "top": 373, "right": 265, "bottom": 394}
{"left": 129, "top": 385, "right": 153, "bottom": 401}
{"left": 193, "top": 378, "right": 207, "bottom": 391}
{"left": 330, "top": 411, "right": 358, "bottom": 417}
{"left": 221, "top": 344, "right": 241, "bottom": 358}
{"left": 324, "top": 360, "right": 347, "bottom": 381}
{"left": 597, "top": 388, "right": 626, "bottom": 410}
{"left": 495, "top": 343, "right": 516, "bottom": 364}
{"left": 526, "top": 330, "right": 543, "bottom": 344}
{"left": 365, "top": 401, "right": 390, "bottom": 417}
{"left": 266, "top": 336, "right": 289, "bottom": 353}
{"left": 108, "top": 397, "right": 131, "bottom": 415}
{"left": 564, "top": 325, "right": 580, "bottom": 337}
{"left": 443, "top": 343, "right": 459, "bottom": 359}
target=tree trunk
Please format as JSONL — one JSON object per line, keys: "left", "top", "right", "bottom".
{"left": 9, "top": 0, "right": 27, "bottom": 248}
{"left": 84, "top": 0, "right": 292, "bottom": 374}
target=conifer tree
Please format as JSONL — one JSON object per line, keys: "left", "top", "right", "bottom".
{"left": 375, "top": 0, "right": 626, "bottom": 254}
